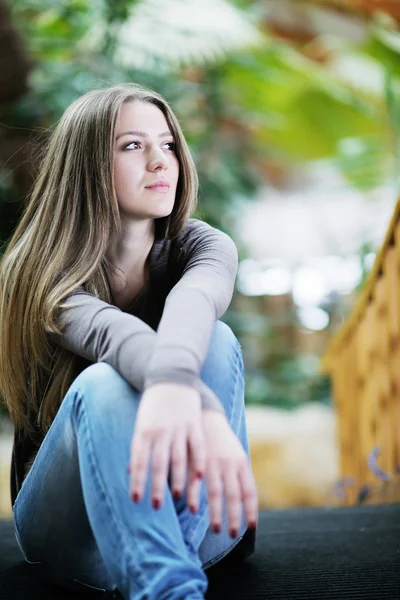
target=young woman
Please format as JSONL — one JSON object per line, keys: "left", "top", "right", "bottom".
{"left": 0, "top": 83, "right": 258, "bottom": 600}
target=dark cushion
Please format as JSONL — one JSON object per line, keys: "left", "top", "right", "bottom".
{"left": 1, "top": 503, "right": 399, "bottom": 599}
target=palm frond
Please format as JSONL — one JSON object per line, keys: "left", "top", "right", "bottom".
{"left": 113, "top": 0, "right": 264, "bottom": 70}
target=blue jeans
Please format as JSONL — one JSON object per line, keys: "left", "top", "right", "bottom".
{"left": 13, "top": 321, "right": 251, "bottom": 600}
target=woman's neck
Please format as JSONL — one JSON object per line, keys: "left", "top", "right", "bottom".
{"left": 107, "top": 219, "right": 155, "bottom": 277}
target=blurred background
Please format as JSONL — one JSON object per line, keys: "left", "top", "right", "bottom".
{"left": 1, "top": 0, "right": 400, "bottom": 517}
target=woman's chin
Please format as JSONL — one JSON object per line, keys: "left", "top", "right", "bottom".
{"left": 151, "top": 202, "right": 175, "bottom": 219}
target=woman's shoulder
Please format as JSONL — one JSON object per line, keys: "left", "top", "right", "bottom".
{"left": 177, "top": 218, "right": 234, "bottom": 249}
{"left": 180, "top": 217, "right": 211, "bottom": 238}
{"left": 170, "top": 218, "right": 238, "bottom": 275}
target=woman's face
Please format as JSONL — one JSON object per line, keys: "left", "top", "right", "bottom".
{"left": 113, "top": 101, "right": 180, "bottom": 222}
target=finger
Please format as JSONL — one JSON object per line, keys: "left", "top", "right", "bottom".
{"left": 186, "top": 465, "right": 202, "bottom": 513}
{"left": 150, "top": 433, "right": 172, "bottom": 508}
{"left": 238, "top": 462, "right": 259, "bottom": 528}
{"left": 222, "top": 465, "right": 242, "bottom": 538}
{"left": 130, "top": 432, "right": 152, "bottom": 502}
{"left": 170, "top": 432, "right": 188, "bottom": 499}
{"left": 205, "top": 462, "right": 223, "bottom": 533}
{"left": 187, "top": 424, "right": 206, "bottom": 480}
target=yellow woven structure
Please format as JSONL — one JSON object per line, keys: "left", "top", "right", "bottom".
{"left": 322, "top": 194, "right": 400, "bottom": 504}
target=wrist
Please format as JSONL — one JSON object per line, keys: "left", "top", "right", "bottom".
{"left": 144, "top": 380, "right": 198, "bottom": 393}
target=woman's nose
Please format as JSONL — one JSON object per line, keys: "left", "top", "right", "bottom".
{"left": 147, "top": 147, "right": 168, "bottom": 172}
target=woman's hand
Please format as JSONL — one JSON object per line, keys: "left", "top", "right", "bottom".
{"left": 128, "top": 382, "right": 206, "bottom": 508}
{"left": 193, "top": 410, "right": 258, "bottom": 538}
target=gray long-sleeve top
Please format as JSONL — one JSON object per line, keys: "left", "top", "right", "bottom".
{"left": 54, "top": 217, "right": 239, "bottom": 411}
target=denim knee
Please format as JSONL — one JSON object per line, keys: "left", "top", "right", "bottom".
{"left": 200, "top": 321, "right": 244, "bottom": 417}
{"left": 210, "top": 320, "right": 241, "bottom": 356}
{"left": 70, "top": 362, "right": 140, "bottom": 423}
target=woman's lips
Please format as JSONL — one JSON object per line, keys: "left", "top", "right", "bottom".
{"left": 145, "top": 181, "right": 170, "bottom": 193}
{"left": 146, "top": 185, "right": 170, "bottom": 193}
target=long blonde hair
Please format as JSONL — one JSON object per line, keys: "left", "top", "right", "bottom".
{"left": 0, "top": 83, "right": 198, "bottom": 442}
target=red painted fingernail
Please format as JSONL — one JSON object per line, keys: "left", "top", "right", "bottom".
{"left": 153, "top": 498, "right": 161, "bottom": 510}
{"left": 189, "top": 504, "right": 197, "bottom": 514}
{"left": 230, "top": 529, "right": 238, "bottom": 539}
{"left": 173, "top": 489, "right": 181, "bottom": 500}
{"left": 248, "top": 521, "right": 257, "bottom": 530}
{"left": 132, "top": 492, "right": 140, "bottom": 503}
{"left": 212, "top": 523, "right": 221, "bottom": 534}
{"left": 196, "top": 471, "right": 203, "bottom": 479}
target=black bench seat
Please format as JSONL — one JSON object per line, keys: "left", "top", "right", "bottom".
{"left": 1, "top": 503, "right": 399, "bottom": 599}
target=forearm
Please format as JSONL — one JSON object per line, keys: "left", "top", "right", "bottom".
{"left": 145, "top": 282, "right": 217, "bottom": 389}
{"left": 145, "top": 230, "right": 238, "bottom": 389}
{"left": 53, "top": 292, "right": 224, "bottom": 413}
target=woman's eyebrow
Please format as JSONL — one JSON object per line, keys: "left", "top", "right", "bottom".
{"left": 115, "top": 130, "right": 173, "bottom": 140}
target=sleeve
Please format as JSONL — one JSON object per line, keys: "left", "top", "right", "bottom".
{"left": 53, "top": 291, "right": 224, "bottom": 412}
{"left": 144, "top": 219, "right": 238, "bottom": 389}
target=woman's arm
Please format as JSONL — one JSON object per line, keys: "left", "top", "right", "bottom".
{"left": 53, "top": 291, "right": 224, "bottom": 412}
{"left": 144, "top": 219, "right": 238, "bottom": 389}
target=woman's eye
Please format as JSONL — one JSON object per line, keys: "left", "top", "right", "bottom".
{"left": 123, "top": 141, "right": 140, "bottom": 150}
{"left": 122, "top": 140, "right": 175, "bottom": 151}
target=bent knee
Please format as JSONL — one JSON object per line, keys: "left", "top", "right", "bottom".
{"left": 209, "top": 321, "right": 241, "bottom": 363}
{"left": 74, "top": 362, "right": 125, "bottom": 388}
{"left": 71, "top": 363, "right": 140, "bottom": 413}
{"left": 200, "top": 321, "right": 244, "bottom": 401}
